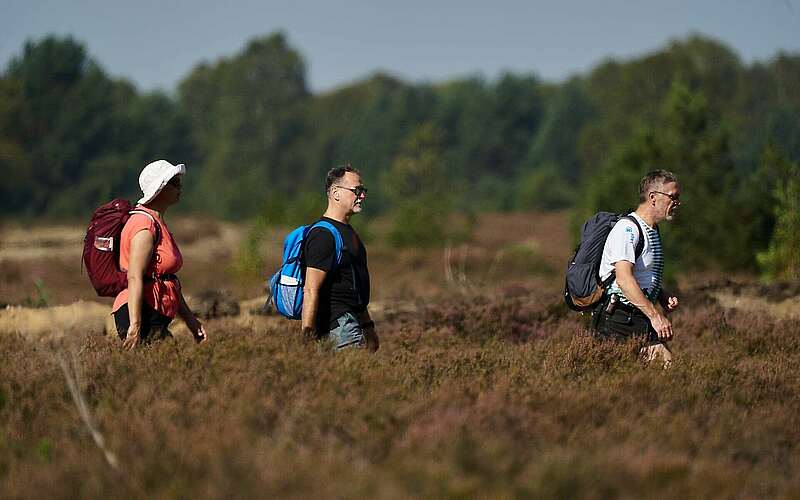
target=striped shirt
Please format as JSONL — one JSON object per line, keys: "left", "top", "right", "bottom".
{"left": 599, "top": 212, "right": 663, "bottom": 305}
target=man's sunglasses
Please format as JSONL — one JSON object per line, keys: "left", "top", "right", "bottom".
{"left": 335, "top": 185, "right": 368, "bottom": 197}
{"left": 651, "top": 190, "right": 680, "bottom": 203}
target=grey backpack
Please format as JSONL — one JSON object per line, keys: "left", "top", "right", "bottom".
{"left": 564, "top": 212, "right": 643, "bottom": 311}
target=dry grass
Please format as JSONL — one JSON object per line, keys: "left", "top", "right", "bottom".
{"left": 712, "top": 292, "right": 800, "bottom": 320}
{"left": 2, "top": 213, "right": 800, "bottom": 498}
{"left": 0, "top": 225, "right": 84, "bottom": 261}
{"left": 0, "top": 211, "right": 565, "bottom": 306}
{"left": 0, "top": 301, "right": 109, "bottom": 340}
{"left": 0, "top": 218, "right": 244, "bottom": 307}
{"left": 1, "top": 289, "right": 799, "bottom": 498}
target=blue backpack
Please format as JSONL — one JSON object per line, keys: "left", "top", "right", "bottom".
{"left": 269, "top": 220, "right": 344, "bottom": 319}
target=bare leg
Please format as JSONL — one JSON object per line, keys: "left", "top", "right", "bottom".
{"left": 641, "top": 342, "right": 672, "bottom": 369}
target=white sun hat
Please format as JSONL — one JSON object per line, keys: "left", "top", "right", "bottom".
{"left": 137, "top": 160, "right": 186, "bottom": 205}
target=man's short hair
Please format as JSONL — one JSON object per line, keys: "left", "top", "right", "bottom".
{"left": 639, "top": 170, "right": 679, "bottom": 203}
{"left": 325, "top": 164, "right": 360, "bottom": 195}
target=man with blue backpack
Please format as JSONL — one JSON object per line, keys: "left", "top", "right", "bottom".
{"left": 592, "top": 170, "right": 681, "bottom": 365}
{"left": 271, "top": 165, "right": 377, "bottom": 351}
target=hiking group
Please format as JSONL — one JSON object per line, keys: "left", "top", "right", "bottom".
{"left": 85, "top": 160, "right": 681, "bottom": 363}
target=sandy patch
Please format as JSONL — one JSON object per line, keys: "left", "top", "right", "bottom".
{"left": 0, "top": 300, "right": 110, "bottom": 340}
{"left": 712, "top": 292, "right": 800, "bottom": 320}
{"left": 0, "top": 225, "right": 85, "bottom": 261}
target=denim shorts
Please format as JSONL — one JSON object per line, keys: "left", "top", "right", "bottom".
{"left": 327, "top": 312, "right": 366, "bottom": 350}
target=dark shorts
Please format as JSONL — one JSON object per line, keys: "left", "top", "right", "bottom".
{"left": 591, "top": 296, "right": 659, "bottom": 343}
{"left": 114, "top": 302, "right": 173, "bottom": 342}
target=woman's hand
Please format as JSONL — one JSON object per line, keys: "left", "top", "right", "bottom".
{"left": 178, "top": 292, "right": 207, "bottom": 344}
{"left": 123, "top": 323, "right": 142, "bottom": 350}
{"left": 186, "top": 315, "right": 207, "bottom": 343}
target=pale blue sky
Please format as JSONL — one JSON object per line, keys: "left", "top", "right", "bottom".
{"left": 1, "top": 0, "right": 799, "bottom": 93}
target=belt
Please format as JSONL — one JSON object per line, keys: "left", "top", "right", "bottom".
{"left": 146, "top": 273, "right": 178, "bottom": 282}
{"left": 614, "top": 300, "right": 641, "bottom": 315}
{"left": 600, "top": 294, "right": 645, "bottom": 316}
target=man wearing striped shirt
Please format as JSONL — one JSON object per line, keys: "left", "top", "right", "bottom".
{"left": 593, "top": 170, "right": 681, "bottom": 365}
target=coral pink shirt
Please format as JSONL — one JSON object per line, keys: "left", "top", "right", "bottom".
{"left": 111, "top": 206, "right": 183, "bottom": 318}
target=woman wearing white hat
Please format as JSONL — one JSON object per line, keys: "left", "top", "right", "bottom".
{"left": 111, "top": 159, "right": 207, "bottom": 349}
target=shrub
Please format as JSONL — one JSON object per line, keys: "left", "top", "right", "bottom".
{"left": 757, "top": 150, "right": 800, "bottom": 280}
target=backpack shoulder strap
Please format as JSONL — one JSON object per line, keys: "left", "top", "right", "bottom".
{"left": 129, "top": 209, "right": 162, "bottom": 246}
{"left": 598, "top": 215, "right": 644, "bottom": 291}
{"left": 308, "top": 220, "right": 344, "bottom": 267}
{"left": 129, "top": 210, "right": 162, "bottom": 275}
{"left": 621, "top": 214, "right": 645, "bottom": 260}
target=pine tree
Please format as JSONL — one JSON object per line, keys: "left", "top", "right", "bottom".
{"left": 757, "top": 147, "right": 800, "bottom": 280}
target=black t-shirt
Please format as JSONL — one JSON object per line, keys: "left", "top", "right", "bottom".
{"left": 303, "top": 217, "right": 370, "bottom": 330}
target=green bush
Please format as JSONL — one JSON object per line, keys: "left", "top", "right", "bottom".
{"left": 388, "top": 197, "right": 455, "bottom": 248}
{"left": 281, "top": 193, "right": 326, "bottom": 228}
{"left": 231, "top": 218, "right": 269, "bottom": 283}
{"left": 757, "top": 151, "right": 800, "bottom": 280}
{"left": 514, "top": 163, "right": 575, "bottom": 210}
{"left": 21, "top": 279, "right": 50, "bottom": 308}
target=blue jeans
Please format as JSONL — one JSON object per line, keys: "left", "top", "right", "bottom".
{"left": 327, "top": 312, "right": 366, "bottom": 350}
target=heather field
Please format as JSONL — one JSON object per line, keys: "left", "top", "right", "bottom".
{"left": 1, "top": 213, "right": 800, "bottom": 499}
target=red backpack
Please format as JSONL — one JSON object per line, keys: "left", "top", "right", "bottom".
{"left": 82, "top": 199, "right": 161, "bottom": 297}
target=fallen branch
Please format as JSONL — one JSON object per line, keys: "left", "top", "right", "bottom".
{"left": 54, "top": 349, "right": 119, "bottom": 471}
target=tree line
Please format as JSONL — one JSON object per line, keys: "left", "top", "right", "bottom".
{"left": 1, "top": 33, "right": 798, "bottom": 276}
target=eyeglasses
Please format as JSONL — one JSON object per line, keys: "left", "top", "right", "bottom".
{"left": 651, "top": 190, "right": 680, "bottom": 203}
{"left": 334, "top": 185, "right": 368, "bottom": 197}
